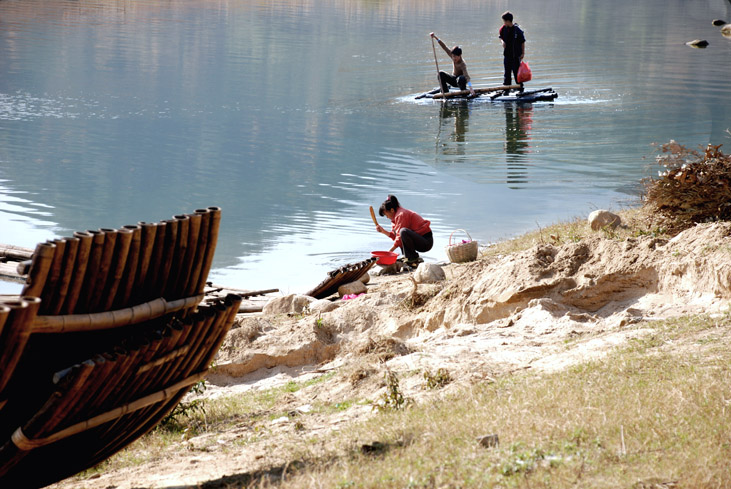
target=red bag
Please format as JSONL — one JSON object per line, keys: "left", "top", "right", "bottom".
{"left": 517, "top": 61, "right": 532, "bottom": 83}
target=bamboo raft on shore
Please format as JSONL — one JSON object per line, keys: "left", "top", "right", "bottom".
{"left": 0, "top": 207, "right": 243, "bottom": 488}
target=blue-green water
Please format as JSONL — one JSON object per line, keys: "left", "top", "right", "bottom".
{"left": 1, "top": 0, "right": 730, "bottom": 293}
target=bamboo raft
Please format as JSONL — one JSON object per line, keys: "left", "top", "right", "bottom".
{"left": 0, "top": 207, "right": 242, "bottom": 488}
{"left": 416, "top": 84, "right": 558, "bottom": 102}
{"left": 305, "top": 257, "right": 376, "bottom": 299}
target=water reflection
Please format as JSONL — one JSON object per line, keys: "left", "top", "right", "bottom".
{"left": 1, "top": 0, "right": 730, "bottom": 294}
{"left": 504, "top": 104, "right": 533, "bottom": 188}
{"left": 436, "top": 102, "right": 470, "bottom": 158}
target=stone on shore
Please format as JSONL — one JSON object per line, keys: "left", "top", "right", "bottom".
{"left": 262, "top": 294, "right": 316, "bottom": 315}
{"left": 414, "top": 263, "right": 446, "bottom": 284}
{"left": 588, "top": 210, "right": 621, "bottom": 231}
{"left": 338, "top": 280, "right": 367, "bottom": 297}
{"left": 308, "top": 299, "right": 341, "bottom": 314}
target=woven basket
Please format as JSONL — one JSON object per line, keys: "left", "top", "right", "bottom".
{"left": 445, "top": 229, "right": 478, "bottom": 263}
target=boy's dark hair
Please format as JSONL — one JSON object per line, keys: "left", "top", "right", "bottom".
{"left": 378, "top": 194, "right": 401, "bottom": 216}
{"left": 502, "top": 11, "right": 513, "bottom": 22}
{"left": 452, "top": 46, "right": 462, "bottom": 56}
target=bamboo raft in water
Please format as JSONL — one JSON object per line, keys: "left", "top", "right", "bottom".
{"left": 0, "top": 207, "right": 244, "bottom": 489}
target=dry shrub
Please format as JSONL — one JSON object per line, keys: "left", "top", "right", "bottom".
{"left": 644, "top": 140, "right": 731, "bottom": 234}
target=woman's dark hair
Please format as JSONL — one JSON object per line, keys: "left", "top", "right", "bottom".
{"left": 378, "top": 194, "right": 400, "bottom": 216}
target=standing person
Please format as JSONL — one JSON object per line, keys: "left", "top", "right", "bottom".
{"left": 430, "top": 32, "right": 476, "bottom": 96}
{"left": 375, "top": 195, "right": 433, "bottom": 268}
{"left": 498, "top": 11, "right": 526, "bottom": 89}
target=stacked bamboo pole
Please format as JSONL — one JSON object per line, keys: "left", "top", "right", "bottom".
{"left": 16, "top": 206, "right": 221, "bottom": 322}
{"left": 0, "top": 207, "right": 228, "bottom": 487}
{"left": 0, "top": 295, "right": 240, "bottom": 487}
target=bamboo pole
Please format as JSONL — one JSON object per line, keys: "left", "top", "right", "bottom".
{"left": 178, "top": 213, "right": 201, "bottom": 298}
{"left": 75, "top": 230, "right": 105, "bottom": 313}
{"left": 176, "top": 306, "right": 218, "bottom": 378}
{"left": 120, "top": 329, "right": 169, "bottom": 400}
{"left": 61, "top": 355, "right": 118, "bottom": 426}
{"left": 116, "top": 224, "right": 142, "bottom": 308}
{"left": 144, "top": 220, "right": 167, "bottom": 302}
{"left": 92, "top": 300, "right": 231, "bottom": 463}
{"left": 62, "top": 231, "right": 93, "bottom": 314}
{"left": 136, "top": 345, "right": 190, "bottom": 375}
{"left": 207, "top": 285, "right": 279, "bottom": 297}
{"left": 86, "top": 348, "right": 133, "bottom": 414}
{"left": 199, "top": 294, "right": 242, "bottom": 368}
{"left": 93, "top": 315, "right": 201, "bottom": 454}
{"left": 31, "top": 294, "right": 204, "bottom": 333}
{"left": 164, "top": 214, "right": 189, "bottom": 299}
{"left": 132, "top": 221, "right": 158, "bottom": 304}
{"left": 100, "top": 340, "right": 147, "bottom": 414}
{"left": 0, "top": 305, "right": 10, "bottom": 344}
{"left": 20, "top": 242, "right": 56, "bottom": 298}
{"left": 141, "top": 317, "right": 198, "bottom": 403}
{"left": 87, "top": 228, "right": 118, "bottom": 312}
{"left": 48, "top": 237, "right": 80, "bottom": 316}
{"left": 83, "top": 350, "right": 125, "bottom": 414}
{"left": 39, "top": 239, "right": 66, "bottom": 312}
{"left": 0, "top": 244, "right": 34, "bottom": 261}
{"left": 0, "top": 297, "right": 40, "bottom": 393}
{"left": 195, "top": 207, "right": 221, "bottom": 295}
{"left": 19, "top": 360, "right": 96, "bottom": 441}
{"left": 10, "top": 371, "right": 206, "bottom": 452}
{"left": 101, "top": 227, "right": 134, "bottom": 311}
{"left": 185, "top": 208, "right": 211, "bottom": 297}
{"left": 156, "top": 219, "right": 178, "bottom": 300}
{"left": 95, "top": 295, "right": 239, "bottom": 466}
{"left": 431, "top": 36, "right": 445, "bottom": 98}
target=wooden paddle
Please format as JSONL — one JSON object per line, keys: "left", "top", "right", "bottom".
{"left": 369, "top": 206, "right": 379, "bottom": 226}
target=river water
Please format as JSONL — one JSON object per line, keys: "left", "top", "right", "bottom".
{"left": 1, "top": 0, "right": 730, "bottom": 294}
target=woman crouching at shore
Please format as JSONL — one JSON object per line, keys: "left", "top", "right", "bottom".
{"left": 375, "top": 195, "right": 433, "bottom": 268}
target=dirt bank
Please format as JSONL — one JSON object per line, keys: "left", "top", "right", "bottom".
{"left": 50, "top": 220, "right": 731, "bottom": 489}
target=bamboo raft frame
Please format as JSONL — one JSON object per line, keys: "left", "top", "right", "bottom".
{"left": 0, "top": 207, "right": 241, "bottom": 488}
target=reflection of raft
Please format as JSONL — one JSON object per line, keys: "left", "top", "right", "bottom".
{"left": 417, "top": 84, "right": 558, "bottom": 102}
{"left": 0, "top": 207, "right": 242, "bottom": 488}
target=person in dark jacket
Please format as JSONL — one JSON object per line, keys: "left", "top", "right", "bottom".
{"left": 498, "top": 11, "right": 526, "bottom": 88}
{"left": 375, "top": 195, "right": 433, "bottom": 267}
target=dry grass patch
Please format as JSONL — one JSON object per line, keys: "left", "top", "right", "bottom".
{"left": 479, "top": 207, "right": 663, "bottom": 261}
{"left": 257, "top": 313, "right": 731, "bottom": 489}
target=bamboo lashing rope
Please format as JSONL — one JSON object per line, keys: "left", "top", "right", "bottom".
{"left": 31, "top": 294, "right": 204, "bottom": 333}
{"left": 10, "top": 370, "right": 207, "bottom": 451}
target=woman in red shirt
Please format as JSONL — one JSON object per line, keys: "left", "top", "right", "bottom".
{"left": 375, "top": 195, "right": 433, "bottom": 267}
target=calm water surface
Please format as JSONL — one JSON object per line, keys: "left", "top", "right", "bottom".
{"left": 1, "top": 0, "right": 730, "bottom": 293}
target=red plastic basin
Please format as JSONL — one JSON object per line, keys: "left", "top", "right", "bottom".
{"left": 371, "top": 251, "right": 398, "bottom": 265}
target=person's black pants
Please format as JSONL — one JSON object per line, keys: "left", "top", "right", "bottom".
{"left": 399, "top": 230, "right": 433, "bottom": 260}
{"left": 503, "top": 56, "right": 521, "bottom": 86}
{"left": 439, "top": 71, "right": 467, "bottom": 92}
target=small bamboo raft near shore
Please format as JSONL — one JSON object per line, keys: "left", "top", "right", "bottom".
{"left": 0, "top": 207, "right": 243, "bottom": 488}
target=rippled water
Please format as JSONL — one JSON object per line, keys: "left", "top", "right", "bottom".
{"left": 1, "top": 0, "right": 730, "bottom": 293}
